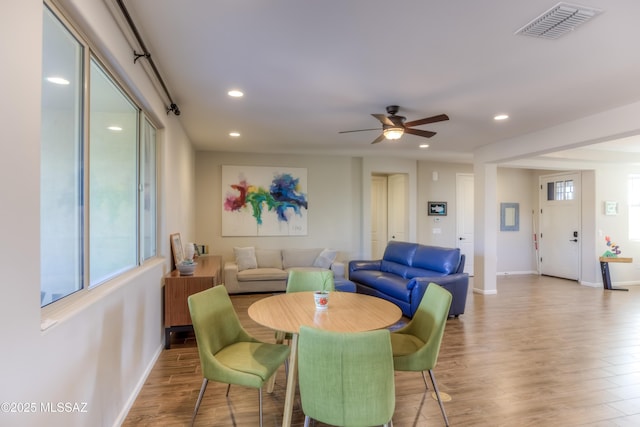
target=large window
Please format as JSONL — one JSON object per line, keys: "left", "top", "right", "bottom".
{"left": 630, "top": 174, "right": 640, "bottom": 240}
{"left": 141, "top": 118, "right": 158, "bottom": 261}
{"left": 89, "top": 59, "right": 140, "bottom": 286}
{"left": 41, "top": 4, "right": 158, "bottom": 306}
{"left": 41, "top": 6, "right": 84, "bottom": 306}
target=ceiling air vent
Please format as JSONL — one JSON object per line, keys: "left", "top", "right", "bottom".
{"left": 515, "top": 2, "right": 603, "bottom": 40}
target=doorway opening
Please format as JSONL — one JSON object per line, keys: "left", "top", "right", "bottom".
{"left": 371, "top": 173, "right": 408, "bottom": 259}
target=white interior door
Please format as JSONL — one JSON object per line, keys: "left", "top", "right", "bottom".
{"left": 387, "top": 174, "right": 407, "bottom": 242}
{"left": 456, "top": 174, "right": 474, "bottom": 275}
{"left": 371, "top": 175, "right": 388, "bottom": 259}
{"left": 539, "top": 172, "right": 581, "bottom": 280}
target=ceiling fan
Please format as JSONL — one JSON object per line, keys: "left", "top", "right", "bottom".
{"left": 339, "top": 105, "right": 449, "bottom": 144}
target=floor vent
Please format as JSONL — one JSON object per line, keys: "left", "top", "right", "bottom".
{"left": 515, "top": 2, "right": 603, "bottom": 40}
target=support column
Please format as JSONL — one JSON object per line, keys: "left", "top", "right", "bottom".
{"left": 473, "top": 162, "right": 498, "bottom": 295}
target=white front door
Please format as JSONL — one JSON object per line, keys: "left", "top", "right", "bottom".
{"left": 539, "top": 172, "right": 581, "bottom": 280}
{"left": 456, "top": 174, "right": 474, "bottom": 275}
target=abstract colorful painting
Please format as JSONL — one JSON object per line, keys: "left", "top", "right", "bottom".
{"left": 222, "top": 165, "right": 308, "bottom": 236}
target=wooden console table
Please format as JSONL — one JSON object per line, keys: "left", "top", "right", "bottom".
{"left": 599, "top": 256, "right": 633, "bottom": 291}
{"left": 164, "top": 255, "right": 222, "bottom": 348}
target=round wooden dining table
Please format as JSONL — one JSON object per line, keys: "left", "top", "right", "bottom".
{"left": 248, "top": 291, "right": 402, "bottom": 427}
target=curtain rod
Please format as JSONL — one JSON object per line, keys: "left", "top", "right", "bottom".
{"left": 116, "top": 0, "right": 180, "bottom": 115}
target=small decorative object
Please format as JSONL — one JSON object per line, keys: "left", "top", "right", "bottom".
{"left": 184, "top": 242, "right": 196, "bottom": 261}
{"left": 313, "top": 272, "right": 332, "bottom": 310}
{"left": 314, "top": 291, "right": 329, "bottom": 310}
{"left": 604, "top": 201, "right": 618, "bottom": 215}
{"left": 170, "top": 233, "right": 184, "bottom": 268}
{"left": 177, "top": 260, "right": 197, "bottom": 276}
{"left": 602, "top": 236, "right": 621, "bottom": 258}
{"left": 428, "top": 201, "right": 447, "bottom": 216}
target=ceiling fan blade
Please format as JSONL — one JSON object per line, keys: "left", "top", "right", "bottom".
{"left": 404, "top": 128, "right": 436, "bottom": 138}
{"left": 371, "top": 134, "right": 386, "bottom": 144}
{"left": 372, "top": 113, "right": 394, "bottom": 126}
{"left": 404, "top": 114, "right": 449, "bottom": 128}
{"left": 338, "top": 128, "right": 381, "bottom": 134}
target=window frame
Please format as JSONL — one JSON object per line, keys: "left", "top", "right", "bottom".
{"left": 41, "top": 1, "right": 159, "bottom": 312}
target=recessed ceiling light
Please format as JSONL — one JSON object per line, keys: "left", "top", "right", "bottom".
{"left": 229, "top": 132, "right": 240, "bottom": 137}
{"left": 228, "top": 90, "right": 244, "bottom": 98}
{"left": 419, "top": 144, "right": 430, "bottom": 148}
{"left": 494, "top": 114, "right": 509, "bottom": 121}
{"left": 107, "top": 126, "right": 123, "bottom": 131}
{"left": 46, "top": 76, "right": 70, "bottom": 85}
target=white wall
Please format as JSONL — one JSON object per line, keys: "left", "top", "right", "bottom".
{"left": 417, "top": 161, "right": 473, "bottom": 247}
{"left": 0, "top": 1, "right": 195, "bottom": 426}
{"left": 594, "top": 165, "right": 640, "bottom": 285}
{"left": 496, "top": 168, "right": 537, "bottom": 274}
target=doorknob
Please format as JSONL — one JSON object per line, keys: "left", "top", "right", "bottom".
{"left": 569, "top": 239, "right": 578, "bottom": 242}
{"left": 459, "top": 237, "right": 466, "bottom": 240}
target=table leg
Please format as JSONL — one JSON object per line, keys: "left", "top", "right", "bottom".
{"left": 282, "top": 333, "right": 298, "bottom": 427}
{"left": 600, "top": 261, "right": 629, "bottom": 291}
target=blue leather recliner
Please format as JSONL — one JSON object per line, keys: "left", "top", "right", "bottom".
{"left": 348, "top": 241, "right": 469, "bottom": 318}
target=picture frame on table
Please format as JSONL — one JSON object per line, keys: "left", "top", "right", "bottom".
{"left": 170, "top": 233, "right": 184, "bottom": 268}
{"left": 428, "top": 201, "right": 447, "bottom": 216}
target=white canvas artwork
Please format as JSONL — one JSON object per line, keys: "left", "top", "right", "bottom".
{"left": 221, "top": 165, "right": 308, "bottom": 236}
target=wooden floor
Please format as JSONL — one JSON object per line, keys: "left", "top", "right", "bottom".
{"left": 123, "top": 275, "right": 640, "bottom": 426}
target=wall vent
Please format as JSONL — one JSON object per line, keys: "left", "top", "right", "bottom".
{"left": 515, "top": 2, "right": 603, "bottom": 40}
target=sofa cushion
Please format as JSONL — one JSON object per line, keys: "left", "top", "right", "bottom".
{"left": 282, "top": 248, "right": 322, "bottom": 269}
{"left": 380, "top": 260, "right": 410, "bottom": 279}
{"left": 412, "top": 245, "right": 461, "bottom": 274}
{"left": 312, "top": 248, "right": 337, "bottom": 269}
{"left": 350, "top": 270, "right": 411, "bottom": 302}
{"left": 234, "top": 246, "right": 257, "bottom": 271}
{"left": 403, "top": 267, "right": 447, "bottom": 280}
{"left": 255, "top": 248, "right": 283, "bottom": 269}
{"left": 237, "top": 268, "right": 288, "bottom": 282}
{"left": 383, "top": 241, "right": 417, "bottom": 265}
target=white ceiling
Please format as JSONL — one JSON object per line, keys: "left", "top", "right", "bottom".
{"left": 122, "top": 0, "right": 640, "bottom": 164}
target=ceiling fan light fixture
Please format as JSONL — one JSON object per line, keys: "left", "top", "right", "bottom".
{"left": 383, "top": 127, "right": 404, "bottom": 140}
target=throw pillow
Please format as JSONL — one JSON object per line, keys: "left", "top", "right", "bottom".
{"left": 234, "top": 246, "right": 257, "bottom": 271}
{"left": 255, "top": 248, "right": 283, "bottom": 269}
{"left": 313, "top": 248, "right": 338, "bottom": 269}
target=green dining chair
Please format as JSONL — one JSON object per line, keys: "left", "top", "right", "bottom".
{"left": 277, "top": 268, "right": 336, "bottom": 344}
{"left": 187, "top": 285, "right": 290, "bottom": 427}
{"left": 298, "top": 325, "right": 395, "bottom": 427}
{"left": 390, "top": 283, "right": 452, "bottom": 426}
{"left": 286, "top": 268, "right": 335, "bottom": 293}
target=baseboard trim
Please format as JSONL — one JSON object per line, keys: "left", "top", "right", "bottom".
{"left": 113, "top": 342, "right": 164, "bottom": 427}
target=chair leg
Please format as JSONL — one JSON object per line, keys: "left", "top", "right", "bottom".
{"left": 191, "top": 378, "right": 208, "bottom": 426}
{"left": 428, "top": 370, "right": 449, "bottom": 427}
{"left": 225, "top": 383, "right": 231, "bottom": 397}
{"left": 303, "top": 415, "right": 311, "bottom": 427}
{"left": 421, "top": 371, "right": 430, "bottom": 390}
{"left": 259, "top": 387, "right": 263, "bottom": 427}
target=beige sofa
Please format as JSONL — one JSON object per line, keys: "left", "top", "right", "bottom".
{"left": 223, "top": 247, "right": 345, "bottom": 294}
